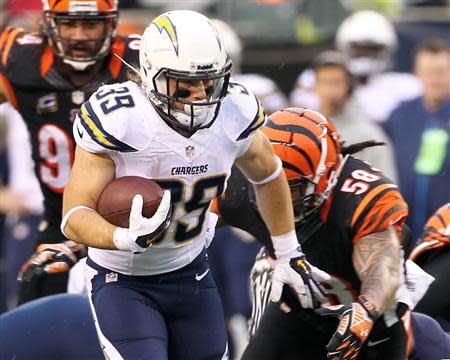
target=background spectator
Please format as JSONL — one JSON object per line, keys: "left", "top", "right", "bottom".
{"left": 290, "top": 10, "right": 422, "bottom": 124}
{"left": 383, "top": 39, "right": 450, "bottom": 240}
{"left": 312, "top": 50, "right": 398, "bottom": 181}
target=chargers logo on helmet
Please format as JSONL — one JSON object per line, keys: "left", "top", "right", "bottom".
{"left": 151, "top": 15, "right": 179, "bottom": 56}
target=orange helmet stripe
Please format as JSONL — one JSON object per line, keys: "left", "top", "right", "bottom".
{"left": 45, "top": 0, "right": 117, "bottom": 11}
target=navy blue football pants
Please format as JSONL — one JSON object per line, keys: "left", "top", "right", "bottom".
{"left": 409, "top": 312, "right": 450, "bottom": 360}
{"left": 85, "top": 249, "right": 228, "bottom": 360}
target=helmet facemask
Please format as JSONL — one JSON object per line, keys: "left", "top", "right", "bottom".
{"left": 346, "top": 41, "right": 392, "bottom": 78}
{"left": 335, "top": 11, "right": 397, "bottom": 79}
{"left": 149, "top": 61, "right": 232, "bottom": 131}
{"left": 288, "top": 175, "right": 321, "bottom": 221}
{"left": 288, "top": 135, "right": 338, "bottom": 221}
{"left": 42, "top": 9, "right": 118, "bottom": 71}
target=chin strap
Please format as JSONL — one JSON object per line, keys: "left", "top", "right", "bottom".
{"left": 63, "top": 58, "right": 96, "bottom": 71}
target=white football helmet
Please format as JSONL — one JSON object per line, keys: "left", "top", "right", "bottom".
{"left": 335, "top": 10, "right": 397, "bottom": 78}
{"left": 139, "top": 10, "right": 232, "bottom": 131}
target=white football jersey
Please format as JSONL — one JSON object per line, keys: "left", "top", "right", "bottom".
{"left": 73, "top": 80, "right": 266, "bottom": 275}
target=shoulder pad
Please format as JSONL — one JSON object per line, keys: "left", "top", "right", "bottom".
{"left": 74, "top": 81, "right": 151, "bottom": 153}
{"left": 334, "top": 157, "right": 408, "bottom": 240}
{"left": 0, "top": 29, "right": 47, "bottom": 91}
{"left": 222, "top": 81, "right": 267, "bottom": 142}
{"left": 0, "top": 26, "right": 28, "bottom": 68}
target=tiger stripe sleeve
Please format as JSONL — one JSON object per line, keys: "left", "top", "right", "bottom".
{"left": 352, "top": 186, "right": 408, "bottom": 243}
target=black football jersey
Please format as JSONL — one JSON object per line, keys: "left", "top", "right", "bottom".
{"left": 217, "top": 156, "right": 408, "bottom": 300}
{"left": 0, "top": 27, "right": 140, "bottom": 227}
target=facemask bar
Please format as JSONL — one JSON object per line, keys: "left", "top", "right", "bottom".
{"left": 151, "top": 60, "right": 232, "bottom": 131}
{"left": 289, "top": 128, "right": 334, "bottom": 221}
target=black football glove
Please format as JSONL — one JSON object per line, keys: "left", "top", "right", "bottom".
{"left": 18, "top": 240, "right": 87, "bottom": 283}
{"left": 316, "top": 296, "right": 378, "bottom": 360}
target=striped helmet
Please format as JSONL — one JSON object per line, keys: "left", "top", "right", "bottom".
{"left": 262, "top": 108, "right": 341, "bottom": 219}
{"left": 409, "top": 203, "right": 450, "bottom": 264}
{"left": 421, "top": 203, "right": 450, "bottom": 243}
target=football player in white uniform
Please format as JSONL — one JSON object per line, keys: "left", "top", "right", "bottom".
{"left": 212, "top": 18, "right": 289, "bottom": 115}
{"left": 61, "top": 10, "right": 328, "bottom": 360}
{"left": 290, "top": 10, "right": 422, "bottom": 123}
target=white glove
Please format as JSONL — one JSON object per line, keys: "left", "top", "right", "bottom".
{"left": 113, "top": 191, "right": 171, "bottom": 253}
{"left": 271, "top": 249, "right": 330, "bottom": 309}
{"left": 403, "top": 259, "right": 435, "bottom": 309}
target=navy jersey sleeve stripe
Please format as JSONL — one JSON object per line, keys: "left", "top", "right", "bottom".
{"left": 236, "top": 96, "right": 266, "bottom": 141}
{"left": 79, "top": 101, "right": 137, "bottom": 152}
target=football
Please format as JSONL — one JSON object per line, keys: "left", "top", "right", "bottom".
{"left": 97, "top": 176, "right": 164, "bottom": 228}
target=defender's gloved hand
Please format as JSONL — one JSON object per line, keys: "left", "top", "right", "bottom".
{"left": 270, "top": 248, "right": 330, "bottom": 308}
{"left": 18, "top": 240, "right": 87, "bottom": 282}
{"left": 316, "top": 297, "right": 378, "bottom": 359}
{"left": 113, "top": 191, "right": 171, "bottom": 253}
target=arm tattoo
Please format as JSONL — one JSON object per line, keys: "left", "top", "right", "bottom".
{"left": 353, "top": 226, "right": 401, "bottom": 314}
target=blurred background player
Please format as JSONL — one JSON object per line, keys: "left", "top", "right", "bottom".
{"left": 311, "top": 49, "right": 398, "bottom": 181}
{"left": 216, "top": 108, "right": 411, "bottom": 359}
{"left": 0, "top": 101, "right": 43, "bottom": 310}
{"left": 0, "top": 0, "right": 140, "bottom": 305}
{"left": 212, "top": 18, "right": 289, "bottom": 115}
{"left": 290, "top": 10, "right": 422, "bottom": 124}
{"left": 383, "top": 39, "right": 450, "bottom": 240}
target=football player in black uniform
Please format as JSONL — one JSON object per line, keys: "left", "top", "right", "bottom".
{"left": 215, "top": 108, "right": 411, "bottom": 359}
{"left": 0, "top": 0, "right": 140, "bottom": 303}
